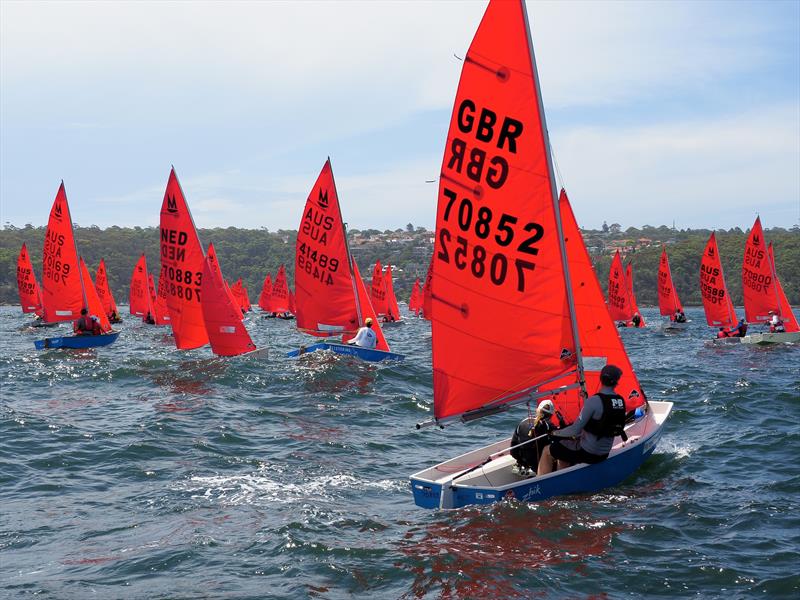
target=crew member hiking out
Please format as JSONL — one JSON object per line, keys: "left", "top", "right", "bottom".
{"left": 347, "top": 317, "right": 377, "bottom": 349}
{"left": 537, "top": 364, "right": 627, "bottom": 476}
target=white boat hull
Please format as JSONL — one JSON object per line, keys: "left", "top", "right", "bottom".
{"left": 410, "top": 400, "right": 673, "bottom": 510}
{"left": 661, "top": 320, "right": 690, "bottom": 331}
{"left": 741, "top": 331, "right": 800, "bottom": 345}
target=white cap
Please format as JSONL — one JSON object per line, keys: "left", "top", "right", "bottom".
{"left": 537, "top": 399, "right": 555, "bottom": 416}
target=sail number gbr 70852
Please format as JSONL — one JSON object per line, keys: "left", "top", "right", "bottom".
{"left": 437, "top": 188, "right": 543, "bottom": 292}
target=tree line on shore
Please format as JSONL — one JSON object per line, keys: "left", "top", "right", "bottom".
{"left": 0, "top": 224, "right": 797, "bottom": 309}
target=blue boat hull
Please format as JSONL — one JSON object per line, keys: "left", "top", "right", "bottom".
{"left": 410, "top": 400, "right": 672, "bottom": 509}
{"left": 34, "top": 331, "right": 120, "bottom": 350}
{"left": 286, "top": 342, "right": 404, "bottom": 362}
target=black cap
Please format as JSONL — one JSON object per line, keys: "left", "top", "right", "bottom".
{"left": 600, "top": 364, "right": 623, "bottom": 386}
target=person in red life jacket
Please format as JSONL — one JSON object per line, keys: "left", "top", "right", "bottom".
{"left": 537, "top": 364, "right": 627, "bottom": 475}
{"left": 768, "top": 311, "right": 785, "bottom": 333}
{"left": 73, "top": 308, "right": 95, "bottom": 335}
{"left": 717, "top": 327, "right": 730, "bottom": 339}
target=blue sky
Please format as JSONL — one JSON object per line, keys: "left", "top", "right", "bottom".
{"left": 1, "top": 0, "right": 798, "bottom": 231}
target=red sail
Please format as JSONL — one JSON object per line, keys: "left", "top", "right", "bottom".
{"left": 153, "top": 272, "right": 171, "bottom": 326}
{"left": 271, "top": 265, "right": 290, "bottom": 313}
{"left": 607, "top": 250, "right": 631, "bottom": 322}
{"left": 742, "top": 217, "right": 779, "bottom": 324}
{"left": 370, "top": 260, "right": 389, "bottom": 316}
{"left": 147, "top": 273, "right": 159, "bottom": 320}
{"left": 242, "top": 287, "right": 252, "bottom": 312}
{"left": 657, "top": 249, "right": 682, "bottom": 316}
{"left": 409, "top": 278, "right": 422, "bottom": 315}
{"left": 768, "top": 243, "right": 799, "bottom": 332}
{"left": 129, "top": 254, "right": 151, "bottom": 317}
{"left": 41, "top": 183, "right": 85, "bottom": 322}
{"left": 384, "top": 265, "right": 401, "bottom": 321}
{"left": 258, "top": 274, "right": 273, "bottom": 311}
{"left": 288, "top": 289, "right": 297, "bottom": 315}
{"left": 422, "top": 254, "right": 433, "bottom": 321}
{"left": 625, "top": 263, "right": 645, "bottom": 326}
{"left": 17, "top": 243, "right": 42, "bottom": 314}
{"left": 80, "top": 258, "right": 111, "bottom": 332}
{"left": 201, "top": 243, "right": 257, "bottom": 356}
{"left": 430, "top": 0, "right": 574, "bottom": 421}
{"left": 543, "top": 191, "right": 644, "bottom": 421}
{"left": 159, "top": 168, "right": 208, "bottom": 349}
{"left": 700, "top": 233, "right": 737, "bottom": 328}
{"left": 342, "top": 259, "right": 391, "bottom": 351}
{"left": 294, "top": 160, "right": 359, "bottom": 337}
{"left": 94, "top": 259, "right": 118, "bottom": 317}
{"left": 230, "top": 278, "right": 246, "bottom": 311}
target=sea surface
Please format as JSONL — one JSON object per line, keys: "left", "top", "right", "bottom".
{"left": 1, "top": 306, "right": 798, "bottom": 599}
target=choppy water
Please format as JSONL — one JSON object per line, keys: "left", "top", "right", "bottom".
{"left": 1, "top": 306, "right": 798, "bottom": 599}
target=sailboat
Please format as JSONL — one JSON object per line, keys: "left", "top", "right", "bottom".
{"left": 421, "top": 254, "right": 433, "bottom": 321}
{"left": 383, "top": 264, "right": 402, "bottom": 323}
{"left": 740, "top": 218, "right": 799, "bottom": 344}
{"left": 408, "top": 0, "right": 671, "bottom": 509}
{"left": 370, "top": 260, "right": 389, "bottom": 317}
{"left": 607, "top": 250, "right": 642, "bottom": 328}
{"left": 258, "top": 273, "right": 273, "bottom": 314}
{"left": 129, "top": 254, "right": 154, "bottom": 322}
{"left": 159, "top": 168, "right": 209, "bottom": 350}
{"left": 408, "top": 278, "right": 422, "bottom": 317}
{"left": 35, "top": 183, "right": 119, "bottom": 349}
{"left": 625, "top": 262, "right": 645, "bottom": 328}
{"left": 201, "top": 243, "right": 266, "bottom": 357}
{"left": 700, "top": 232, "right": 741, "bottom": 343}
{"left": 657, "top": 248, "right": 688, "bottom": 330}
{"left": 287, "top": 159, "right": 403, "bottom": 362}
{"left": 94, "top": 259, "right": 121, "bottom": 323}
{"left": 271, "top": 265, "right": 294, "bottom": 319}
{"left": 16, "top": 243, "right": 46, "bottom": 320}
{"left": 147, "top": 272, "right": 171, "bottom": 326}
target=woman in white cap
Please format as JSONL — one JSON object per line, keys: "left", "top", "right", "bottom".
{"left": 347, "top": 317, "right": 377, "bottom": 349}
{"left": 510, "top": 399, "right": 565, "bottom": 475}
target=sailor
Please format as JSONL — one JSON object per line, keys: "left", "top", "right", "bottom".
{"left": 717, "top": 327, "right": 730, "bottom": 339}
{"left": 631, "top": 312, "right": 642, "bottom": 328}
{"left": 90, "top": 315, "right": 103, "bottom": 335}
{"left": 537, "top": 364, "right": 627, "bottom": 476}
{"left": 348, "top": 317, "right": 377, "bottom": 349}
{"left": 769, "top": 311, "right": 785, "bottom": 333}
{"left": 73, "top": 308, "right": 95, "bottom": 335}
{"left": 729, "top": 318, "right": 748, "bottom": 337}
{"left": 144, "top": 311, "right": 156, "bottom": 325}
{"left": 674, "top": 310, "right": 687, "bottom": 323}
{"left": 510, "top": 400, "right": 565, "bottom": 474}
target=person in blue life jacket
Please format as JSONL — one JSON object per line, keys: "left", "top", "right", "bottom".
{"left": 510, "top": 399, "right": 567, "bottom": 474}
{"left": 729, "top": 318, "right": 747, "bottom": 337}
{"left": 347, "top": 317, "right": 377, "bottom": 349}
{"left": 537, "top": 364, "right": 627, "bottom": 476}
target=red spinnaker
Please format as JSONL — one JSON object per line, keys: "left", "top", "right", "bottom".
{"left": 17, "top": 243, "right": 43, "bottom": 315}
{"left": 607, "top": 250, "right": 630, "bottom": 323}
{"left": 80, "top": 258, "right": 111, "bottom": 332}
{"left": 742, "top": 217, "right": 779, "bottom": 324}
{"left": 700, "top": 233, "right": 737, "bottom": 328}
{"left": 430, "top": 0, "right": 574, "bottom": 421}
{"left": 384, "top": 265, "right": 401, "bottom": 321}
{"left": 271, "top": 265, "right": 290, "bottom": 313}
{"left": 129, "top": 254, "right": 151, "bottom": 317}
{"left": 294, "top": 160, "right": 359, "bottom": 337}
{"left": 542, "top": 191, "right": 644, "bottom": 422}
{"left": 625, "top": 263, "right": 645, "bottom": 326}
{"left": 159, "top": 168, "right": 208, "bottom": 349}
{"left": 657, "top": 249, "right": 682, "bottom": 316}
{"left": 41, "top": 183, "right": 85, "bottom": 322}
{"left": 768, "top": 243, "right": 799, "bottom": 332}
{"left": 94, "top": 259, "right": 118, "bottom": 317}
{"left": 258, "top": 274, "right": 273, "bottom": 311}
{"left": 370, "top": 260, "right": 389, "bottom": 317}
{"left": 201, "top": 244, "right": 256, "bottom": 356}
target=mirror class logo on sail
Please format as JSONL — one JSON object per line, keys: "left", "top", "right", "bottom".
{"left": 437, "top": 96, "right": 545, "bottom": 293}
{"left": 298, "top": 188, "right": 340, "bottom": 286}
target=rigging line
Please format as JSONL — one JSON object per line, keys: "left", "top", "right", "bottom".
{"left": 551, "top": 141, "right": 567, "bottom": 194}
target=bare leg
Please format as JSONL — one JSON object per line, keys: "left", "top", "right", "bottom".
{"left": 557, "top": 459, "right": 571, "bottom": 470}
{"left": 537, "top": 445, "right": 555, "bottom": 476}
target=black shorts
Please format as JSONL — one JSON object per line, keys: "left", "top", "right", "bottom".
{"left": 549, "top": 439, "right": 607, "bottom": 465}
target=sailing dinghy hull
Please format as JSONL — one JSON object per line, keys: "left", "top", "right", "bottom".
{"left": 34, "top": 331, "right": 120, "bottom": 350}
{"left": 661, "top": 321, "right": 690, "bottom": 332}
{"left": 741, "top": 332, "right": 800, "bottom": 345}
{"left": 286, "top": 342, "right": 404, "bottom": 362}
{"left": 410, "top": 401, "right": 672, "bottom": 510}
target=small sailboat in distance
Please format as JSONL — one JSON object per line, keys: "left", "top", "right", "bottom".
{"left": 383, "top": 264, "right": 402, "bottom": 324}
{"left": 35, "top": 183, "right": 119, "bottom": 349}
{"left": 625, "top": 262, "right": 645, "bottom": 328}
{"left": 740, "top": 218, "right": 799, "bottom": 344}
{"left": 94, "top": 259, "right": 121, "bottom": 323}
{"left": 408, "top": 278, "right": 422, "bottom": 317}
{"left": 658, "top": 248, "right": 688, "bottom": 331}
{"left": 700, "top": 232, "right": 742, "bottom": 343}
{"left": 288, "top": 159, "right": 403, "bottom": 362}
{"left": 129, "top": 254, "right": 154, "bottom": 322}
{"left": 409, "top": 0, "right": 670, "bottom": 509}
{"left": 607, "top": 250, "right": 643, "bottom": 328}
{"left": 16, "top": 243, "right": 45, "bottom": 319}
